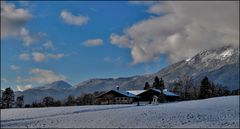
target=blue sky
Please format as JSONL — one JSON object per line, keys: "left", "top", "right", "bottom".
{"left": 1, "top": 1, "right": 167, "bottom": 90}
{"left": 1, "top": 1, "right": 238, "bottom": 91}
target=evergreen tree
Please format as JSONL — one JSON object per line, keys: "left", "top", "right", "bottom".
{"left": 231, "top": 89, "right": 240, "bottom": 95}
{"left": 53, "top": 100, "right": 62, "bottom": 107}
{"left": 153, "top": 76, "right": 160, "bottom": 89}
{"left": 2, "top": 87, "right": 15, "bottom": 108}
{"left": 65, "top": 95, "right": 76, "bottom": 106}
{"left": 76, "top": 96, "right": 84, "bottom": 105}
{"left": 152, "top": 77, "right": 165, "bottom": 102}
{"left": 43, "top": 96, "right": 54, "bottom": 107}
{"left": 171, "top": 80, "right": 183, "bottom": 98}
{"left": 82, "top": 94, "right": 94, "bottom": 105}
{"left": 32, "top": 102, "right": 43, "bottom": 107}
{"left": 144, "top": 82, "right": 150, "bottom": 90}
{"left": 0, "top": 90, "right": 2, "bottom": 108}
{"left": 0, "top": 97, "right": 3, "bottom": 109}
{"left": 159, "top": 78, "right": 165, "bottom": 90}
{"left": 182, "top": 75, "right": 194, "bottom": 100}
{"left": 198, "top": 76, "right": 211, "bottom": 99}
{"left": 16, "top": 95, "right": 24, "bottom": 108}
{"left": 159, "top": 90, "right": 165, "bottom": 103}
{"left": 24, "top": 104, "right": 30, "bottom": 108}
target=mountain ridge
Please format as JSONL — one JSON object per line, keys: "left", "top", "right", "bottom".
{"left": 16, "top": 45, "right": 239, "bottom": 104}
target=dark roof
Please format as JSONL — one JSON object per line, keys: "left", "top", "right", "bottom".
{"left": 97, "top": 88, "right": 178, "bottom": 98}
{"left": 97, "top": 89, "right": 137, "bottom": 98}
{"left": 137, "top": 88, "right": 179, "bottom": 97}
{"left": 153, "top": 89, "right": 179, "bottom": 97}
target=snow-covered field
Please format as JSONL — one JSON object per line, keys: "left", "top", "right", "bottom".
{"left": 1, "top": 96, "right": 239, "bottom": 128}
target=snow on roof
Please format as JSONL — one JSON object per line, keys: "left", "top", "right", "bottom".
{"left": 125, "top": 88, "right": 179, "bottom": 97}
{"left": 163, "top": 90, "right": 179, "bottom": 97}
{"left": 152, "top": 89, "right": 179, "bottom": 97}
{"left": 186, "top": 58, "right": 191, "bottom": 62}
{"left": 127, "top": 90, "right": 146, "bottom": 95}
{"left": 112, "top": 89, "right": 137, "bottom": 98}
{"left": 98, "top": 88, "right": 178, "bottom": 98}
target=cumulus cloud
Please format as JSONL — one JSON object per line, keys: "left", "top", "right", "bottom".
{"left": 32, "top": 52, "right": 45, "bottom": 62}
{"left": 1, "top": 2, "right": 46, "bottom": 47}
{"left": 83, "top": 38, "right": 103, "bottom": 47}
{"left": 43, "top": 40, "right": 54, "bottom": 49}
{"left": 46, "top": 53, "right": 64, "bottom": 59}
{"left": 60, "top": 10, "right": 89, "bottom": 26}
{"left": 32, "top": 52, "right": 65, "bottom": 62}
{"left": 16, "top": 84, "right": 32, "bottom": 91}
{"left": 110, "top": 34, "right": 132, "bottom": 48}
{"left": 104, "top": 56, "right": 123, "bottom": 65}
{"left": 0, "top": 1, "right": 37, "bottom": 46}
{"left": 20, "top": 27, "right": 34, "bottom": 46}
{"left": 16, "top": 76, "right": 22, "bottom": 83}
{"left": 19, "top": 53, "right": 30, "bottom": 61}
{"left": 1, "top": 1, "right": 31, "bottom": 38}
{"left": 104, "top": 57, "right": 111, "bottom": 62}
{"left": 1, "top": 78, "right": 9, "bottom": 83}
{"left": 110, "top": 1, "right": 239, "bottom": 64}
{"left": 10, "top": 65, "right": 21, "bottom": 71}
{"left": 16, "top": 68, "right": 66, "bottom": 84}
{"left": 19, "top": 52, "right": 64, "bottom": 62}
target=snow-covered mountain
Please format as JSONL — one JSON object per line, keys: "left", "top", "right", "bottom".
{"left": 15, "top": 81, "right": 73, "bottom": 104}
{"left": 16, "top": 45, "right": 239, "bottom": 104}
{"left": 33, "top": 80, "right": 72, "bottom": 90}
{"left": 74, "top": 45, "right": 239, "bottom": 91}
{"left": 152, "top": 45, "right": 239, "bottom": 89}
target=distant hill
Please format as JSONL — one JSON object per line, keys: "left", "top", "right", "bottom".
{"left": 15, "top": 81, "right": 73, "bottom": 104}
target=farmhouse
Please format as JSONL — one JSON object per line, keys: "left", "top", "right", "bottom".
{"left": 97, "top": 89, "right": 138, "bottom": 104}
{"left": 128, "top": 88, "right": 179, "bottom": 102}
{"left": 97, "top": 88, "right": 179, "bottom": 104}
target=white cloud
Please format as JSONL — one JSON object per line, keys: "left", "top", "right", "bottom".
{"left": 1, "top": 1, "right": 31, "bottom": 38}
{"left": 16, "top": 68, "right": 66, "bottom": 84}
{"left": 60, "top": 10, "right": 89, "bottom": 26}
{"left": 16, "top": 76, "right": 22, "bottom": 83}
{"left": 16, "top": 84, "right": 32, "bottom": 91}
{"left": 0, "top": 1, "right": 36, "bottom": 46}
{"left": 47, "top": 53, "right": 64, "bottom": 59}
{"left": 10, "top": 65, "right": 21, "bottom": 71}
{"left": 1, "top": 2, "right": 46, "bottom": 47}
{"left": 43, "top": 40, "right": 54, "bottom": 49}
{"left": 32, "top": 52, "right": 46, "bottom": 62}
{"left": 110, "top": 1, "right": 239, "bottom": 64}
{"left": 110, "top": 34, "right": 132, "bottom": 48}
{"left": 104, "top": 56, "right": 123, "bottom": 65}
{"left": 20, "top": 27, "right": 34, "bottom": 46}
{"left": 1, "top": 78, "right": 9, "bottom": 83}
{"left": 104, "top": 57, "right": 111, "bottom": 62}
{"left": 83, "top": 38, "right": 103, "bottom": 47}
{"left": 20, "top": 52, "right": 64, "bottom": 62}
{"left": 19, "top": 53, "right": 30, "bottom": 61}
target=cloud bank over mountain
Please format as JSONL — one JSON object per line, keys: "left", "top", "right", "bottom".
{"left": 111, "top": 1, "right": 239, "bottom": 64}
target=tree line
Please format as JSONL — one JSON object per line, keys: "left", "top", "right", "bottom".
{"left": 143, "top": 75, "right": 239, "bottom": 101}
{"left": 28, "top": 91, "right": 105, "bottom": 108}
{"left": 0, "top": 89, "right": 105, "bottom": 109}
{"left": 1, "top": 76, "right": 239, "bottom": 108}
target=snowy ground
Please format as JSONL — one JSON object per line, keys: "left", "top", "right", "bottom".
{"left": 1, "top": 96, "right": 239, "bottom": 128}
